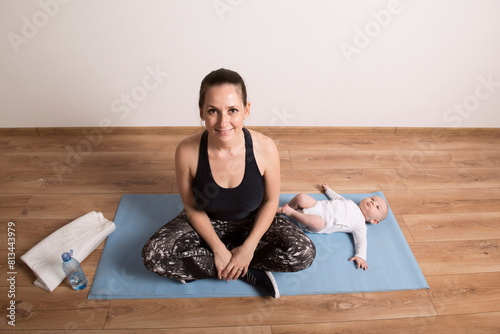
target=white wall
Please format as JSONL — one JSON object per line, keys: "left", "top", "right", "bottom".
{"left": 1, "top": 0, "right": 500, "bottom": 128}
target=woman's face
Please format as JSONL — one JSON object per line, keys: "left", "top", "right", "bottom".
{"left": 200, "top": 84, "right": 250, "bottom": 142}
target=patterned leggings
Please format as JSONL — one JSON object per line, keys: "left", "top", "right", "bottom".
{"left": 142, "top": 211, "right": 316, "bottom": 280}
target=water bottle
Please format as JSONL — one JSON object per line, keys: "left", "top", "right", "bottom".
{"left": 61, "top": 249, "right": 88, "bottom": 290}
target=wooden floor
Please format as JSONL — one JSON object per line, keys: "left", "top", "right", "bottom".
{"left": 1, "top": 126, "right": 500, "bottom": 333}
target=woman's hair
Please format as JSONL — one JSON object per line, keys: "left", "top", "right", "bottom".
{"left": 198, "top": 68, "right": 247, "bottom": 110}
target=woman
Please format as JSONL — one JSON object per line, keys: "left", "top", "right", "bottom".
{"left": 142, "top": 68, "right": 315, "bottom": 298}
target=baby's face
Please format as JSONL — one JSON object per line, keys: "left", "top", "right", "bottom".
{"left": 359, "top": 196, "right": 388, "bottom": 224}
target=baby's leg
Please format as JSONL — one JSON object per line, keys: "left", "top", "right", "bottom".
{"left": 280, "top": 204, "right": 326, "bottom": 232}
{"left": 277, "top": 193, "right": 314, "bottom": 213}
{"left": 287, "top": 193, "right": 318, "bottom": 210}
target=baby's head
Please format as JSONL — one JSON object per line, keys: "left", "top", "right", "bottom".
{"left": 359, "top": 196, "right": 388, "bottom": 225}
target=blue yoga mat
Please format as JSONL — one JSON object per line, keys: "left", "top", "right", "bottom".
{"left": 88, "top": 192, "right": 428, "bottom": 299}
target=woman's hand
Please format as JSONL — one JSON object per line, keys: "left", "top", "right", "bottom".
{"left": 221, "top": 244, "right": 255, "bottom": 281}
{"left": 213, "top": 247, "right": 233, "bottom": 280}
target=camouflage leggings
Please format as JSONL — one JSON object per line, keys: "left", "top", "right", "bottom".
{"left": 142, "top": 211, "right": 316, "bottom": 280}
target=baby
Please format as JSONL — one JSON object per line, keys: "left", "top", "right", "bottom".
{"left": 277, "top": 183, "right": 388, "bottom": 270}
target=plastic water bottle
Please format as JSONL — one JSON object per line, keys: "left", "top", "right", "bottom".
{"left": 61, "top": 249, "right": 88, "bottom": 290}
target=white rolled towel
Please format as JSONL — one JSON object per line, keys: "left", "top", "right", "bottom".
{"left": 21, "top": 211, "right": 116, "bottom": 292}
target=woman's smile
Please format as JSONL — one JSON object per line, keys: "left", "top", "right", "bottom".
{"left": 216, "top": 128, "right": 233, "bottom": 135}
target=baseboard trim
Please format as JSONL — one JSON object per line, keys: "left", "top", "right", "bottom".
{"left": 0, "top": 126, "right": 498, "bottom": 136}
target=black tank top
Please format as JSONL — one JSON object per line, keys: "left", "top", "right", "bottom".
{"left": 192, "top": 128, "right": 264, "bottom": 220}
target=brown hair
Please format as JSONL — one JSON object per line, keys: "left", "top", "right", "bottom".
{"left": 198, "top": 68, "right": 247, "bottom": 110}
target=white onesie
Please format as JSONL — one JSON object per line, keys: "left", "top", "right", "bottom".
{"left": 301, "top": 189, "right": 368, "bottom": 261}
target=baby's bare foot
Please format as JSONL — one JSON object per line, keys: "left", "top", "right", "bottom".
{"left": 281, "top": 204, "right": 295, "bottom": 216}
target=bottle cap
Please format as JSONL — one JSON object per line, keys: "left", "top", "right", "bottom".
{"left": 61, "top": 249, "right": 74, "bottom": 261}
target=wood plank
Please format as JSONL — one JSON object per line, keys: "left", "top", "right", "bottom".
{"left": 281, "top": 169, "right": 406, "bottom": 193}
{"left": 0, "top": 172, "right": 46, "bottom": 194}
{"left": 272, "top": 312, "right": 500, "bottom": 334}
{"left": 0, "top": 307, "right": 109, "bottom": 330}
{"left": 279, "top": 150, "right": 292, "bottom": 170}
{"left": 0, "top": 170, "right": 173, "bottom": 195}
{"left": 427, "top": 273, "right": 500, "bottom": 316}
{"left": 0, "top": 151, "right": 175, "bottom": 172}
{"left": 386, "top": 135, "right": 500, "bottom": 151}
{"left": 104, "top": 291, "right": 436, "bottom": 329}
{"left": 483, "top": 150, "right": 500, "bottom": 167}
{"left": 0, "top": 134, "right": 184, "bottom": 153}
{"left": 0, "top": 127, "right": 39, "bottom": 136}
{"left": 393, "top": 127, "right": 500, "bottom": 136}
{"left": 397, "top": 168, "right": 500, "bottom": 189}
{"left": 404, "top": 150, "right": 495, "bottom": 168}
{"left": 0, "top": 194, "right": 31, "bottom": 219}
{"left": 289, "top": 150, "right": 412, "bottom": 169}
{"left": 18, "top": 194, "right": 122, "bottom": 220}
{"left": 289, "top": 150, "right": 494, "bottom": 170}
{"left": 411, "top": 239, "right": 500, "bottom": 276}
{"left": 0, "top": 136, "right": 87, "bottom": 153}
{"left": 383, "top": 189, "right": 500, "bottom": 215}
{"left": 0, "top": 152, "right": 66, "bottom": 172}
{"left": 38, "top": 171, "right": 175, "bottom": 194}
{"left": 0, "top": 219, "right": 73, "bottom": 252}
{"left": 397, "top": 215, "right": 416, "bottom": 244}
{"left": 251, "top": 126, "right": 396, "bottom": 135}
{"left": 35, "top": 126, "right": 201, "bottom": 136}
{"left": 0, "top": 286, "right": 110, "bottom": 312}
{"left": 271, "top": 134, "right": 392, "bottom": 151}
{"left": 403, "top": 212, "right": 500, "bottom": 242}
{"left": 90, "top": 134, "right": 184, "bottom": 152}
{"left": 0, "top": 328, "right": 272, "bottom": 334}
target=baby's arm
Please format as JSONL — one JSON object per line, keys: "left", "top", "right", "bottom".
{"left": 351, "top": 231, "right": 368, "bottom": 270}
{"left": 321, "top": 183, "right": 343, "bottom": 201}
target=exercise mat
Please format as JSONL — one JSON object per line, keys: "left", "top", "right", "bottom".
{"left": 89, "top": 192, "right": 428, "bottom": 299}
